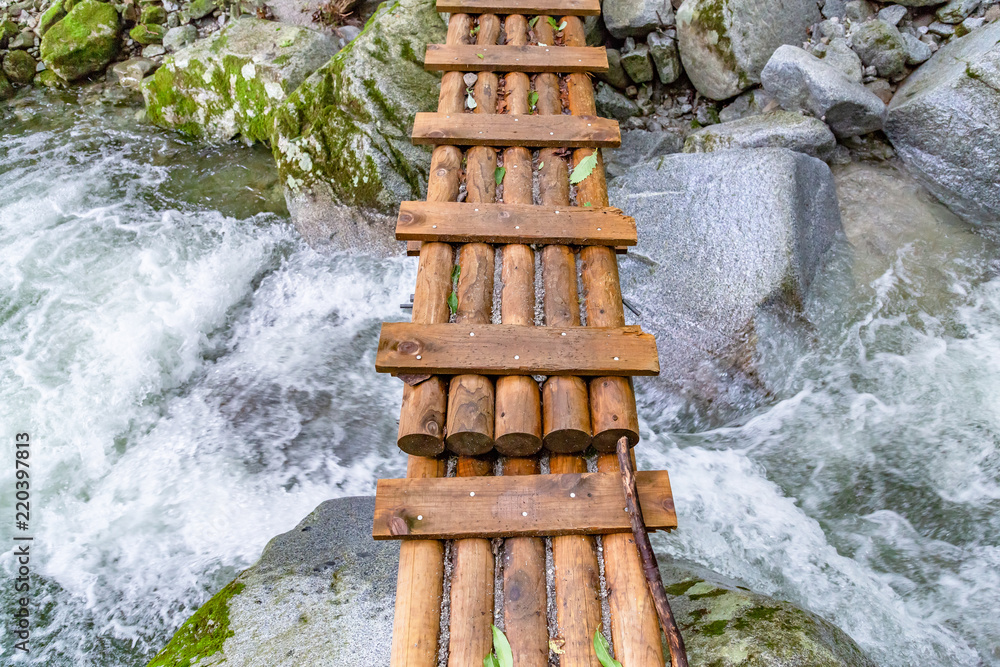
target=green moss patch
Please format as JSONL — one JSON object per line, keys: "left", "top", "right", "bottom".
{"left": 147, "top": 580, "right": 246, "bottom": 667}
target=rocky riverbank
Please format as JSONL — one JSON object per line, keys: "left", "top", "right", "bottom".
{"left": 146, "top": 496, "right": 879, "bottom": 667}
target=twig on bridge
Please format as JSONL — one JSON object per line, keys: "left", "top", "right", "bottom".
{"left": 615, "top": 436, "right": 689, "bottom": 667}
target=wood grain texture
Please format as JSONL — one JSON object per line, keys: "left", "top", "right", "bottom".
{"left": 447, "top": 455, "right": 496, "bottom": 667}
{"left": 373, "top": 470, "right": 677, "bottom": 539}
{"left": 395, "top": 201, "right": 637, "bottom": 246}
{"left": 549, "top": 453, "right": 603, "bottom": 667}
{"left": 411, "top": 113, "right": 620, "bottom": 148}
{"left": 502, "top": 456, "right": 548, "bottom": 667}
{"left": 424, "top": 44, "right": 608, "bottom": 72}
{"left": 376, "top": 323, "right": 660, "bottom": 376}
{"left": 390, "top": 16, "right": 470, "bottom": 666}
{"left": 437, "top": 0, "right": 600, "bottom": 15}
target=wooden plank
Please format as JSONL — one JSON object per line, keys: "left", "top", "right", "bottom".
{"left": 407, "top": 240, "right": 628, "bottom": 256}
{"left": 411, "top": 113, "right": 620, "bottom": 148}
{"left": 396, "top": 201, "right": 636, "bottom": 246}
{"left": 376, "top": 323, "right": 660, "bottom": 377}
{"left": 436, "top": 0, "right": 600, "bottom": 15}
{"left": 424, "top": 44, "right": 608, "bottom": 73}
{"left": 373, "top": 470, "right": 676, "bottom": 539}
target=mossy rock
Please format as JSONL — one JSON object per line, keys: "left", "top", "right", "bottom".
{"left": 183, "top": 0, "right": 219, "bottom": 20}
{"left": 39, "top": 0, "right": 120, "bottom": 81}
{"left": 147, "top": 579, "right": 246, "bottom": 667}
{"left": 270, "top": 0, "right": 447, "bottom": 250}
{"left": 0, "top": 70, "right": 14, "bottom": 100}
{"left": 38, "top": 0, "right": 66, "bottom": 36}
{"left": 659, "top": 561, "right": 878, "bottom": 667}
{"left": 34, "top": 68, "right": 67, "bottom": 88}
{"left": 676, "top": 0, "right": 820, "bottom": 100}
{"left": 141, "top": 4, "right": 167, "bottom": 23}
{"left": 3, "top": 49, "right": 36, "bottom": 84}
{"left": 1, "top": 17, "right": 22, "bottom": 45}
{"left": 130, "top": 23, "right": 165, "bottom": 44}
{"left": 141, "top": 17, "right": 339, "bottom": 143}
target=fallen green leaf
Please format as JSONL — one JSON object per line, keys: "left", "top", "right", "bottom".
{"left": 558, "top": 20, "right": 567, "bottom": 30}
{"left": 547, "top": 16, "right": 559, "bottom": 29}
{"left": 594, "top": 630, "right": 623, "bottom": 667}
{"left": 466, "top": 91, "right": 477, "bottom": 109}
{"left": 528, "top": 15, "right": 539, "bottom": 27}
{"left": 279, "top": 39, "right": 293, "bottom": 47}
{"left": 492, "top": 625, "right": 513, "bottom": 667}
{"left": 470, "top": 24, "right": 480, "bottom": 36}
{"left": 447, "top": 292, "right": 458, "bottom": 315}
{"left": 477, "top": 53, "right": 485, "bottom": 59}
{"left": 451, "top": 265, "right": 461, "bottom": 283}
{"left": 483, "top": 655, "right": 499, "bottom": 667}
{"left": 528, "top": 90, "right": 539, "bottom": 111}
{"left": 584, "top": 202, "right": 592, "bottom": 206}
{"left": 538, "top": 161, "right": 544, "bottom": 169}
{"left": 569, "top": 151, "right": 598, "bottom": 184}
{"left": 495, "top": 166, "right": 506, "bottom": 185}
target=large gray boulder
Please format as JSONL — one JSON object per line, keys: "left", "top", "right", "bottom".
{"left": 271, "top": 0, "right": 447, "bottom": 252}
{"left": 850, "top": 19, "right": 907, "bottom": 78}
{"left": 603, "top": 0, "right": 674, "bottom": 39}
{"left": 146, "top": 497, "right": 398, "bottom": 667}
{"left": 676, "top": 0, "right": 821, "bottom": 100}
{"left": 141, "top": 18, "right": 339, "bottom": 143}
{"left": 147, "top": 497, "right": 876, "bottom": 667}
{"left": 683, "top": 111, "right": 837, "bottom": 159}
{"left": 761, "top": 45, "right": 887, "bottom": 138}
{"left": 610, "top": 149, "right": 841, "bottom": 418}
{"left": 885, "top": 21, "right": 1000, "bottom": 225}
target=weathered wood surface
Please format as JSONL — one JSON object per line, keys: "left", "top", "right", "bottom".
{"left": 376, "top": 323, "right": 660, "bottom": 376}
{"left": 396, "top": 201, "right": 637, "bottom": 246}
{"left": 373, "top": 470, "right": 677, "bottom": 539}
{"left": 436, "top": 0, "right": 600, "bottom": 15}
{"left": 424, "top": 44, "right": 608, "bottom": 72}
{"left": 411, "top": 113, "right": 620, "bottom": 147}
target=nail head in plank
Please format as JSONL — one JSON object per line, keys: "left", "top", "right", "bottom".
{"left": 424, "top": 44, "right": 608, "bottom": 73}
{"left": 436, "top": 0, "right": 600, "bottom": 15}
{"left": 375, "top": 323, "right": 660, "bottom": 376}
{"left": 396, "top": 201, "right": 636, "bottom": 246}
{"left": 373, "top": 470, "right": 676, "bottom": 540}
{"left": 411, "top": 113, "right": 620, "bottom": 148}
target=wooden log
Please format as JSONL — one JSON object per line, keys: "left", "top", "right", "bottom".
{"left": 447, "top": 455, "right": 496, "bottom": 667}
{"left": 437, "top": 0, "right": 601, "bottom": 16}
{"left": 373, "top": 469, "right": 677, "bottom": 539}
{"left": 376, "top": 323, "right": 660, "bottom": 377}
{"left": 395, "top": 201, "right": 637, "bottom": 246}
{"left": 564, "top": 15, "right": 664, "bottom": 666}
{"left": 617, "top": 437, "right": 689, "bottom": 667}
{"left": 447, "top": 20, "right": 500, "bottom": 667}
{"left": 411, "top": 112, "right": 621, "bottom": 148}
{"left": 424, "top": 44, "right": 608, "bottom": 73}
{"left": 533, "top": 17, "right": 593, "bottom": 456}
{"left": 501, "top": 456, "right": 549, "bottom": 667}
{"left": 391, "top": 17, "right": 470, "bottom": 667}
{"left": 549, "top": 454, "right": 603, "bottom": 667}
{"left": 391, "top": 455, "right": 448, "bottom": 667}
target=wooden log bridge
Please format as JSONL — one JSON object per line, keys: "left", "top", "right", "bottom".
{"left": 372, "top": 1, "right": 679, "bottom": 664}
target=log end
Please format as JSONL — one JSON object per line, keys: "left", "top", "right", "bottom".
{"left": 494, "top": 432, "right": 543, "bottom": 458}
{"left": 542, "top": 428, "right": 593, "bottom": 454}
{"left": 592, "top": 428, "right": 639, "bottom": 453}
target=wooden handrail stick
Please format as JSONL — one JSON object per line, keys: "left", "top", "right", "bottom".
{"left": 533, "top": 17, "right": 601, "bottom": 667}
{"left": 534, "top": 17, "right": 592, "bottom": 455}
{"left": 564, "top": 15, "right": 664, "bottom": 667}
{"left": 448, "top": 455, "right": 496, "bottom": 666}
{"left": 391, "top": 15, "right": 472, "bottom": 667}
{"left": 498, "top": 17, "right": 547, "bottom": 667}
{"left": 616, "top": 437, "right": 689, "bottom": 667}
{"left": 446, "top": 16, "right": 501, "bottom": 667}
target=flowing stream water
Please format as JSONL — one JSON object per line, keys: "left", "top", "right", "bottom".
{"left": 0, "top": 95, "right": 997, "bottom": 666}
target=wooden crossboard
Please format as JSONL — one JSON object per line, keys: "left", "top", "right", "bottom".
{"left": 424, "top": 44, "right": 608, "bottom": 72}
{"left": 376, "top": 323, "right": 660, "bottom": 376}
{"left": 411, "top": 113, "right": 620, "bottom": 147}
{"left": 436, "top": 0, "right": 601, "bottom": 15}
{"left": 396, "top": 201, "right": 637, "bottom": 246}
{"left": 373, "top": 471, "right": 677, "bottom": 539}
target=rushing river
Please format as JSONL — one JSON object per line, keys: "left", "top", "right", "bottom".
{"left": 0, "top": 95, "right": 997, "bottom": 666}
